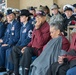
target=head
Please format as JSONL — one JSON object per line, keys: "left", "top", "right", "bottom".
{"left": 63, "top": 5, "right": 74, "bottom": 18}
{"left": 6, "top": 10, "right": 16, "bottom": 23}
{"left": 64, "top": 10, "right": 73, "bottom": 18}
{"left": 20, "top": 9, "right": 31, "bottom": 23}
{"left": 13, "top": 9, "right": 20, "bottom": 18}
{"left": 29, "top": 7, "right": 36, "bottom": 16}
{"left": 43, "top": 6, "right": 50, "bottom": 14}
{"left": 36, "top": 10, "right": 46, "bottom": 23}
{"left": 20, "top": 15, "right": 29, "bottom": 23}
{"left": 51, "top": 8, "right": 59, "bottom": 15}
{"left": 51, "top": 3, "right": 60, "bottom": 15}
{"left": 50, "top": 22, "right": 63, "bottom": 38}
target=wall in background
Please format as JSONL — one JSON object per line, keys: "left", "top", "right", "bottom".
{"left": 6, "top": 0, "right": 76, "bottom": 12}
{"left": 20, "top": 0, "right": 53, "bottom": 10}
{"left": 6, "top": 0, "right": 20, "bottom": 9}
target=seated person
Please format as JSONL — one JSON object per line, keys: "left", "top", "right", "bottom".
{"left": 62, "top": 4, "right": 76, "bottom": 35}
{"left": 10, "top": 10, "right": 51, "bottom": 75}
{"left": 30, "top": 21, "right": 70, "bottom": 75}
{"left": 66, "top": 33, "right": 76, "bottom": 75}
{"left": 50, "top": 3, "right": 64, "bottom": 24}
{"left": 28, "top": 7, "right": 36, "bottom": 26}
{"left": 50, "top": 32, "right": 76, "bottom": 75}
{"left": 0, "top": 9, "right": 21, "bottom": 72}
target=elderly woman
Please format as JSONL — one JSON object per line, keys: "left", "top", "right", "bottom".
{"left": 50, "top": 31, "right": 76, "bottom": 75}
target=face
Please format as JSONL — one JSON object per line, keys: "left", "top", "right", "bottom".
{"left": 7, "top": 13, "right": 15, "bottom": 23}
{"left": 44, "top": 9, "right": 49, "bottom": 14}
{"left": 20, "top": 16, "right": 28, "bottom": 23}
{"left": 64, "top": 10, "right": 73, "bottom": 18}
{"left": 50, "top": 26, "right": 60, "bottom": 38}
{"left": 29, "top": 10, "right": 35, "bottom": 16}
{"left": 51, "top": 8, "right": 58, "bottom": 15}
{"left": 36, "top": 15, "right": 46, "bottom": 23}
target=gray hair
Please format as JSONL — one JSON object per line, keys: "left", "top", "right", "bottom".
{"left": 50, "top": 21, "right": 63, "bottom": 32}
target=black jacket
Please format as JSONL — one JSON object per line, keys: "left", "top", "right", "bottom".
{"left": 63, "top": 15, "right": 76, "bottom": 31}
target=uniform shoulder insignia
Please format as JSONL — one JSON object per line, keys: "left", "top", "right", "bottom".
{"left": 28, "top": 30, "right": 33, "bottom": 38}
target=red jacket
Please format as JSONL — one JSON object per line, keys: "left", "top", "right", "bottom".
{"left": 28, "top": 21, "right": 51, "bottom": 56}
{"left": 65, "top": 33, "right": 76, "bottom": 61}
{"left": 61, "top": 34, "right": 70, "bottom": 51}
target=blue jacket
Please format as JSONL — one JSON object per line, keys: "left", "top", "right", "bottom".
{"left": 3, "top": 19, "right": 21, "bottom": 46}
{"left": 0, "top": 22, "right": 7, "bottom": 38}
{"left": 29, "top": 17, "right": 36, "bottom": 27}
{"left": 16, "top": 22, "right": 34, "bottom": 47}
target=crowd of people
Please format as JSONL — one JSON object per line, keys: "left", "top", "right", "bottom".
{"left": 0, "top": 3, "right": 76, "bottom": 75}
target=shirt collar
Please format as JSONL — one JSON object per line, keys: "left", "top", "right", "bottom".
{"left": 10, "top": 20, "right": 13, "bottom": 25}
{"left": 23, "top": 22, "right": 27, "bottom": 27}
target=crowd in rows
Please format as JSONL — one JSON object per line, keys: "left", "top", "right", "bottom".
{"left": 0, "top": 3, "right": 76, "bottom": 75}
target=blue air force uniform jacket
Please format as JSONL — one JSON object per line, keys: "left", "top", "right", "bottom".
{"left": 3, "top": 19, "right": 21, "bottom": 46}
{"left": 0, "top": 22, "right": 7, "bottom": 38}
{"left": 16, "top": 22, "right": 34, "bottom": 47}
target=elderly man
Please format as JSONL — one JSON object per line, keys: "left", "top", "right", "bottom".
{"left": 10, "top": 10, "right": 51, "bottom": 75}
{"left": 0, "top": 9, "right": 21, "bottom": 72}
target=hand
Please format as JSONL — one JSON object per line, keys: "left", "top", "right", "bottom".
{"left": 0, "top": 39, "right": 3, "bottom": 43}
{"left": 21, "top": 47, "right": 26, "bottom": 53}
{"left": 35, "top": 19, "right": 42, "bottom": 29}
{"left": 2, "top": 44, "right": 8, "bottom": 47}
{"left": 58, "top": 56, "right": 65, "bottom": 64}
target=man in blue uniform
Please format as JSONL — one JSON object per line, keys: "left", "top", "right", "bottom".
{"left": 0, "top": 9, "right": 21, "bottom": 72}
{"left": 4, "top": 9, "right": 34, "bottom": 75}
